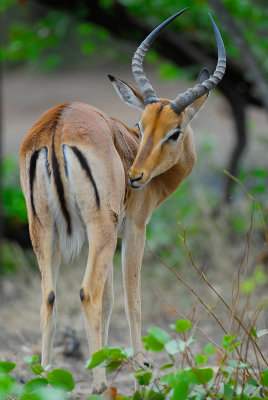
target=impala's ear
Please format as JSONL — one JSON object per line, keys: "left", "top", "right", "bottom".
{"left": 108, "top": 75, "right": 145, "bottom": 110}
{"left": 185, "top": 68, "right": 210, "bottom": 122}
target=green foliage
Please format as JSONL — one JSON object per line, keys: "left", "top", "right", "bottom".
{"left": 86, "top": 346, "right": 129, "bottom": 375}
{"left": 241, "top": 265, "right": 266, "bottom": 293}
{"left": 0, "top": 361, "right": 16, "bottom": 374}
{"left": 174, "top": 319, "right": 191, "bottom": 332}
{"left": 2, "top": 156, "right": 27, "bottom": 224}
{"left": 83, "top": 318, "right": 267, "bottom": 399}
{"left": 0, "top": 355, "right": 74, "bottom": 399}
{"left": 0, "top": 315, "right": 267, "bottom": 399}
{"left": 2, "top": 0, "right": 268, "bottom": 85}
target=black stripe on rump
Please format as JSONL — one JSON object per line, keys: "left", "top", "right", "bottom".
{"left": 44, "top": 146, "right": 51, "bottom": 179}
{"left": 29, "top": 149, "right": 40, "bottom": 218}
{"left": 52, "top": 123, "right": 72, "bottom": 235}
{"left": 70, "top": 146, "right": 100, "bottom": 208}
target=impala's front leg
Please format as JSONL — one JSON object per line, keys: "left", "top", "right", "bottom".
{"left": 80, "top": 220, "right": 117, "bottom": 394}
{"left": 122, "top": 218, "right": 146, "bottom": 371}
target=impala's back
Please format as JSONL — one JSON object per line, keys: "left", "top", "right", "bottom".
{"left": 20, "top": 102, "right": 125, "bottom": 262}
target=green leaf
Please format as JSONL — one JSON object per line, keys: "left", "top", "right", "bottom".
{"left": 250, "top": 328, "right": 257, "bottom": 338}
{"left": 173, "top": 381, "right": 189, "bottom": 400}
{"left": 105, "top": 360, "right": 122, "bottom": 375}
{"left": 142, "top": 334, "right": 164, "bottom": 352}
{"left": 174, "top": 319, "right": 191, "bottom": 332}
{"left": 142, "top": 389, "right": 165, "bottom": 400}
{"left": 0, "top": 374, "right": 16, "bottom": 394}
{"left": 222, "top": 334, "right": 237, "bottom": 349}
{"left": 87, "top": 347, "right": 127, "bottom": 370}
{"left": 87, "top": 348, "right": 111, "bottom": 369}
{"left": 0, "top": 361, "right": 16, "bottom": 374}
{"left": 247, "top": 378, "right": 258, "bottom": 387}
{"left": 132, "top": 391, "right": 142, "bottom": 400}
{"left": 133, "top": 369, "right": 152, "bottom": 386}
{"left": 87, "top": 396, "right": 106, "bottom": 400}
{"left": 188, "top": 368, "right": 214, "bottom": 384}
{"left": 194, "top": 353, "right": 207, "bottom": 365}
{"left": 205, "top": 343, "right": 217, "bottom": 355}
{"left": 261, "top": 370, "right": 268, "bottom": 386}
{"left": 23, "top": 378, "right": 48, "bottom": 394}
{"left": 31, "top": 364, "right": 44, "bottom": 376}
{"left": 148, "top": 327, "right": 170, "bottom": 343}
{"left": 46, "top": 369, "right": 75, "bottom": 392}
{"left": 229, "top": 360, "right": 238, "bottom": 368}
{"left": 23, "top": 387, "right": 66, "bottom": 400}
{"left": 228, "top": 340, "right": 242, "bottom": 353}
{"left": 252, "top": 169, "right": 267, "bottom": 178}
{"left": 24, "top": 355, "right": 39, "bottom": 365}
{"left": 224, "top": 384, "right": 234, "bottom": 400}
{"left": 108, "top": 347, "right": 128, "bottom": 361}
{"left": 160, "top": 372, "right": 177, "bottom": 388}
{"left": 165, "top": 340, "right": 180, "bottom": 355}
{"left": 242, "top": 279, "right": 255, "bottom": 293}
{"left": 160, "top": 363, "right": 174, "bottom": 370}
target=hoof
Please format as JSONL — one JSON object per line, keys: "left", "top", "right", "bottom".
{"left": 92, "top": 382, "right": 108, "bottom": 395}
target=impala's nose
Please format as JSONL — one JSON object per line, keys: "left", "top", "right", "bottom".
{"left": 128, "top": 172, "right": 144, "bottom": 188}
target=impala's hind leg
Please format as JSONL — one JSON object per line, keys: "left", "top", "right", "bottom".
{"left": 101, "top": 263, "right": 114, "bottom": 347}
{"left": 30, "top": 220, "right": 61, "bottom": 368}
{"left": 80, "top": 219, "right": 117, "bottom": 394}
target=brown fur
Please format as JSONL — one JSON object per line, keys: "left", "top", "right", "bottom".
{"left": 20, "top": 87, "right": 206, "bottom": 394}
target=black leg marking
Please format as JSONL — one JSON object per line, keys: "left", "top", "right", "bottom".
{"left": 29, "top": 150, "right": 40, "bottom": 218}
{"left": 92, "top": 383, "right": 108, "bottom": 395}
{"left": 80, "top": 288, "right": 85, "bottom": 302}
{"left": 70, "top": 146, "right": 100, "bottom": 208}
{"left": 52, "top": 123, "right": 72, "bottom": 235}
{"left": 48, "top": 290, "right": 55, "bottom": 306}
{"left": 62, "top": 145, "right": 69, "bottom": 180}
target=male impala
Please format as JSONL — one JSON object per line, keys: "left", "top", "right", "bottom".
{"left": 20, "top": 9, "right": 226, "bottom": 394}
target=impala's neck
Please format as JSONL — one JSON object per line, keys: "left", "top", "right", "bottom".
{"left": 156, "top": 125, "right": 196, "bottom": 206}
{"left": 111, "top": 116, "right": 196, "bottom": 209}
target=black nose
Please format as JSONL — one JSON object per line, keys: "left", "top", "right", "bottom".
{"left": 129, "top": 173, "right": 143, "bottom": 183}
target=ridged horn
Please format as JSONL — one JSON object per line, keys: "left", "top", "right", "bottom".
{"left": 132, "top": 8, "right": 188, "bottom": 105}
{"left": 170, "top": 14, "right": 226, "bottom": 115}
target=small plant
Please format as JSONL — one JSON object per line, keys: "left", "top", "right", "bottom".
{"left": 0, "top": 355, "right": 75, "bottom": 400}
{"left": 86, "top": 320, "right": 268, "bottom": 399}
{"left": 1, "top": 322, "right": 267, "bottom": 399}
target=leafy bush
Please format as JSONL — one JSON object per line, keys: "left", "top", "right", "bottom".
{"left": 0, "top": 355, "right": 74, "bottom": 400}
{"left": 1, "top": 321, "right": 267, "bottom": 399}
{"left": 86, "top": 321, "right": 268, "bottom": 400}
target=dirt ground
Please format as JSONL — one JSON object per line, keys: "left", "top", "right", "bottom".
{"left": 1, "top": 64, "right": 268, "bottom": 397}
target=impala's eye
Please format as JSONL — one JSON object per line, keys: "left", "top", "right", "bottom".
{"left": 168, "top": 129, "right": 181, "bottom": 142}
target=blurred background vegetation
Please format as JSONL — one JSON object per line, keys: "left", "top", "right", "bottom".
{"left": 1, "top": 0, "right": 268, "bottom": 281}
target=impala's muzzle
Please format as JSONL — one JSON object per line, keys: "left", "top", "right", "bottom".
{"left": 128, "top": 171, "right": 145, "bottom": 189}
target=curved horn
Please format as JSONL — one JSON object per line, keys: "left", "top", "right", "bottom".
{"left": 132, "top": 8, "right": 188, "bottom": 105}
{"left": 170, "top": 14, "right": 226, "bottom": 115}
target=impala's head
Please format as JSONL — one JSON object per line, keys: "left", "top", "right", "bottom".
{"left": 109, "top": 9, "right": 226, "bottom": 189}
